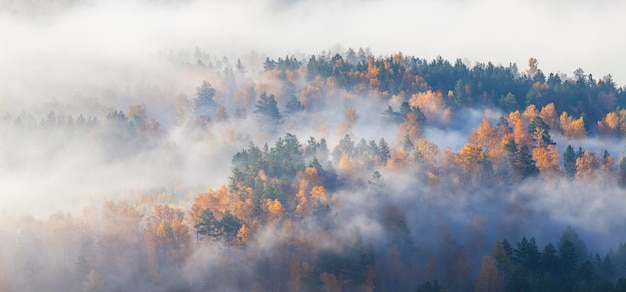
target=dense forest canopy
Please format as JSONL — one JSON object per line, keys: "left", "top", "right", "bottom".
{"left": 2, "top": 47, "right": 626, "bottom": 292}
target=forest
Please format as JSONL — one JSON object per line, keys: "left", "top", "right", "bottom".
{"left": 2, "top": 48, "right": 626, "bottom": 292}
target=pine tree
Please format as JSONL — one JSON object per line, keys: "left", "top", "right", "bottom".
{"left": 563, "top": 145, "right": 577, "bottom": 179}
{"left": 254, "top": 92, "right": 281, "bottom": 121}
{"left": 194, "top": 80, "right": 217, "bottom": 117}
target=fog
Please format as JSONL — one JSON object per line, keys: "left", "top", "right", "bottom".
{"left": 1, "top": 0, "right": 626, "bottom": 291}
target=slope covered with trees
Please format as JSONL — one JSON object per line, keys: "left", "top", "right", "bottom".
{"left": 2, "top": 49, "right": 626, "bottom": 291}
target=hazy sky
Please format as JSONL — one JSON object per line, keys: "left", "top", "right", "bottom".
{"left": 1, "top": 0, "right": 625, "bottom": 90}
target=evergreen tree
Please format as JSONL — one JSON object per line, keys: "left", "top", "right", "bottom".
{"left": 285, "top": 95, "right": 304, "bottom": 114}
{"left": 528, "top": 116, "right": 555, "bottom": 146}
{"left": 194, "top": 80, "right": 218, "bottom": 117}
{"left": 563, "top": 145, "right": 577, "bottom": 179}
{"left": 378, "top": 138, "right": 391, "bottom": 165}
{"left": 402, "top": 134, "right": 414, "bottom": 153}
{"left": 254, "top": 92, "right": 281, "bottom": 121}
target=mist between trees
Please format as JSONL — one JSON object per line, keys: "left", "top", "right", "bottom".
{"left": 3, "top": 49, "right": 626, "bottom": 291}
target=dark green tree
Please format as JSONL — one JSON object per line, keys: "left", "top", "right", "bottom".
{"left": 254, "top": 92, "right": 281, "bottom": 121}
{"left": 194, "top": 209, "right": 222, "bottom": 241}
{"left": 500, "top": 92, "right": 519, "bottom": 112}
{"left": 285, "top": 95, "right": 304, "bottom": 114}
{"left": 378, "top": 138, "right": 391, "bottom": 165}
{"left": 528, "top": 116, "right": 555, "bottom": 146}
{"left": 194, "top": 81, "right": 217, "bottom": 117}
{"left": 219, "top": 210, "right": 242, "bottom": 244}
{"left": 563, "top": 145, "right": 577, "bottom": 179}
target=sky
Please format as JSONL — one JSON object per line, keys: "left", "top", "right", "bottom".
{"left": 1, "top": 0, "right": 625, "bottom": 93}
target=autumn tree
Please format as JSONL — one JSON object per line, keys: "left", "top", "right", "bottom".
{"left": 532, "top": 145, "right": 560, "bottom": 175}
{"left": 409, "top": 90, "right": 450, "bottom": 124}
{"left": 559, "top": 112, "right": 586, "bottom": 139}
{"left": 469, "top": 118, "right": 503, "bottom": 162}
{"left": 174, "top": 93, "right": 191, "bottom": 126}
{"left": 145, "top": 205, "right": 191, "bottom": 279}
{"left": 455, "top": 143, "right": 485, "bottom": 181}
{"left": 340, "top": 107, "right": 359, "bottom": 135}
{"left": 538, "top": 103, "right": 558, "bottom": 132}
{"left": 398, "top": 112, "right": 422, "bottom": 141}
{"left": 527, "top": 57, "right": 538, "bottom": 78}
{"left": 475, "top": 256, "right": 503, "bottom": 292}
{"left": 527, "top": 116, "right": 555, "bottom": 147}
{"left": 576, "top": 150, "right": 600, "bottom": 180}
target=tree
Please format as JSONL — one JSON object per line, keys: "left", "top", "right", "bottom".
{"left": 527, "top": 57, "right": 538, "bottom": 78}
{"left": 576, "top": 150, "right": 600, "bottom": 179}
{"left": 378, "top": 138, "right": 391, "bottom": 165}
{"left": 500, "top": 93, "right": 519, "bottom": 112}
{"left": 255, "top": 92, "right": 281, "bottom": 121}
{"left": 455, "top": 143, "right": 484, "bottom": 179}
{"left": 532, "top": 145, "right": 560, "bottom": 175}
{"left": 402, "top": 134, "right": 414, "bottom": 153}
{"left": 340, "top": 107, "right": 359, "bottom": 135}
{"left": 145, "top": 204, "right": 191, "bottom": 278}
{"left": 285, "top": 95, "right": 304, "bottom": 114}
{"left": 368, "top": 170, "right": 385, "bottom": 188}
{"left": 559, "top": 112, "right": 586, "bottom": 139}
{"left": 219, "top": 210, "right": 243, "bottom": 244}
{"left": 194, "top": 209, "right": 222, "bottom": 241}
{"left": 493, "top": 240, "right": 513, "bottom": 279}
{"left": 563, "top": 145, "right": 577, "bottom": 179}
{"left": 194, "top": 80, "right": 218, "bottom": 117}
{"left": 82, "top": 270, "right": 104, "bottom": 292}
{"left": 514, "top": 237, "right": 540, "bottom": 272}
{"left": 475, "top": 256, "right": 503, "bottom": 292}
{"left": 397, "top": 112, "right": 421, "bottom": 141}
{"left": 528, "top": 116, "right": 555, "bottom": 147}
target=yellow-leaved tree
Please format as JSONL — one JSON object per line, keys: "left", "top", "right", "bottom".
{"left": 576, "top": 150, "right": 600, "bottom": 179}
{"left": 532, "top": 145, "right": 561, "bottom": 175}
{"left": 539, "top": 103, "right": 559, "bottom": 132}
{"left": 559, "top": 112, "right": 586, "bottom": 139}
{"left": 409, "top": 90, "right": 451, "bottom": 124}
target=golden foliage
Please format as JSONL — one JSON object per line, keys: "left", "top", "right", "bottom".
{"left": 338, "top": 155, "right": 353, "bottom": 172}
{"left": 598, "top": 111, "right": 620, "bottom": 135}
{"left": 559, "top": 112, "right": 586, "bottom": 139}
{"left": 475, "top": 256, "right": 503, "bottom": 292}
{"left": 409, "top": 90, "right": 449, "bottom": 123}
{"left": 576, "top": 151, "right": 600, "bottom": 179}
{"left": 601, "top": 154, "right": 616, "bottom": 175}
{"left": 398, "top": 112, "right": 421, "bottom": 141}
{"left": 416, "top": 138, "right": 439, "bottom": 168}
{"left": 145, "top": 204, "right": 191, "bottom": 271}
{"left": 310, "top": 186, "right": 328, "bottom": 202}
{"left": 522, "top": 104, "right": 539, "bottom": 122}
{"left": 508, "top": 111, "right": 529, "bottom": 146}
{"left": 539, "top": 103, "right": 558, "bottom": 131}
{"left": 189, "top": 186, "right": 231, "bottom": 224}
{"left": 469, "top": 119, "right": 503, "bottom": 161}
{"left": 265, "top": 199, "right": 285, "bottom": 223}
{"left": 234, "top": 198, "right": 254, "bottom": 224}
{"left": 455, "top": 143, "right": 484, "bottom": 174}
{"left": 236, "top": 224, "right": 249, "bottom": 245}
{"left": 216, "top": 105, "right": 229, "bottom": 122}
{"left": 339, "top": 107, "right": 359, "bottom": 135}
{"left": 532, "top": 145, "right": 561, "bottom": 174}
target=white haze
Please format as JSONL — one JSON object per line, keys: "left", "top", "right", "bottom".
{"left": 1, "top": 0, "right": 626, "bottom": 106}
{"left": 1, "top": 1, "right": 626, "bottom": 290}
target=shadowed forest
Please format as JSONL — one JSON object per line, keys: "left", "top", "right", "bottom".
{"left": 3, "top": 48, "right": 626, "bottom": 292}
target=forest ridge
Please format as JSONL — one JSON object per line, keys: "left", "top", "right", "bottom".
{"left": 2, "top": 50, "right": 626, "bottom": 291}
